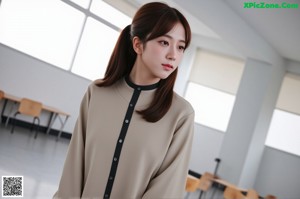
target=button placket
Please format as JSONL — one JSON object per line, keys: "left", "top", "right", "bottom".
{"left": 103, "top": 77, "right": 159, "bottom": 198}
{"left": 103, "top": 88, "right": 141, "bottom": 198}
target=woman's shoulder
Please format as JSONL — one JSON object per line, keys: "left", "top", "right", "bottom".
{"left": 88, "top": 79, "right": 117, "bottom": 92}
{"left": 85, "top": 80, "right": 100, "bottom": 94}
{"left": 83, "top": 79, "right": 123, "bottom": 101}
{"left": 92, "top": 78, "right": 104, "bottom": 85}
{"left": 172, "top": 92, "right": 194, "bottom": 116}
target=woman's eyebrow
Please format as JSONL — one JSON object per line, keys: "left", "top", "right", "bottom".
{"left": 163, "top": 34, "right": 186, "bottom": 44}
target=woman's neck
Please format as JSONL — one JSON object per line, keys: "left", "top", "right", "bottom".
{"left": 130, "top": 60, "right": 160, "bottom": 86}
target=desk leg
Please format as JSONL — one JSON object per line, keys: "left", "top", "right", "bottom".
{"left": 56, "top": 116, "right": 69, "bottom": 141}
{"left": 46, "top": 113, "right": 58, "bottom": 134}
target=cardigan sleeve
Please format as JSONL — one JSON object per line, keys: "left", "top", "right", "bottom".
{"left": 53, "top": 86, "right": 91, "bottom": 199}
{"left": 142, "top": 111, "right": 195, "bottom": 199}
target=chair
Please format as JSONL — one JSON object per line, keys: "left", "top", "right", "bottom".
{"left": 185, "top": 176, "right": 200, "bottom": 199}
{"left": 264, "top": 194, "right": 277, "bottom": 199}
{"left": 198, "top": 172, "right": 214, "bottom": 199}
{"left": 0, "top": 90, "right": 4, "bottom": 99}
{"left": 246, "top": 189, "right": 259, "bottom": 199}
{"left": 223, "top": 186, "right": 246, "bottom": 199}
{"left": 11, "top": 98, "right": 42, "bottom": 139}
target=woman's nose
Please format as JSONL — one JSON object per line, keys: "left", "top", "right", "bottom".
{"left": 167, "top": 48, "right": 176, "bottom": 61}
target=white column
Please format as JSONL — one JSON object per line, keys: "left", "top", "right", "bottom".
{"left": 218, "top": 58, "right": 284, "bottom": 188}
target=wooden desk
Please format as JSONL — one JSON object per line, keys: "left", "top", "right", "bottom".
{"left": 42, "top": 104, "right": 69, "bottom": 140}
{"left": 187, "top": 173, "right": 248, "bottom": 199}
{"left": 186, "top": 174, "right": 200, "bottom": 192}
{"left": 1, "top": 92, "right": 69, "bottom": 140}
{"left": 213, "top": 178, "right": 247, "bottom": 192}
{"left": 210, "top": 177, "right": 256, "bottom": 199}
{"left": 187, "top": 173, "right": 262, "bottom": 199}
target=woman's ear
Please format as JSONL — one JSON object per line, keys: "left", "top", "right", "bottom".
{"left": 132, "top": 36, "right": 143, "bottom": 54}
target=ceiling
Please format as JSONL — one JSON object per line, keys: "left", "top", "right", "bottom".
{"left": 106, "top": 0, "right": 300, "bottom": 64}
{"left": 225, "top": 0, "right": 300, "bottom": 63}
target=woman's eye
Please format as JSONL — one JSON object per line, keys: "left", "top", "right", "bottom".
{"left": 179, "top": 46, "right": 186, "bottom": 51}
{"left": 159, "top": 41, "right": 169, "bottom": 46}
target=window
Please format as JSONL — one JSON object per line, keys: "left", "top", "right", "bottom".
{"left": 185, "top": 82, "right": 235, "bottom": 131}
{"left": 185, "top": 49, "right": 245, "bottom": 132}
{"left": 71, "top": 17, "right": 119, "bottom": 80}
{"left": 266, "top": 109, "right": 300, "bottom": 156}
{"left": 90, "top": 0, "right": 132, "bottom": 29}
{"left": 69, "top": 0, "right": 91, "bottom": 9}
{"left": 0, "top": 0, "right": 133, "bottom": 80}
{"left": 265, "top": 73, "right": 300, "bottom": 156}
{"left": 0, "top": 0, "right": 85, "bottom": 70}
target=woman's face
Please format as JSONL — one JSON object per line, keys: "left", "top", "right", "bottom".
{"left": 133, "top": 22, "right": 186, "bottom": 84}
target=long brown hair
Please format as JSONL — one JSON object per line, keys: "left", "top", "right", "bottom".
{"left": 96, "top": 2, "right": 191, "bottom": 122}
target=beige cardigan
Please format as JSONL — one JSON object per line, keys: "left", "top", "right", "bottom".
{"left": 53, "top": 77, "right": 194, "bottom": 199}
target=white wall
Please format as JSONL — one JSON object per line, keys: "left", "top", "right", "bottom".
{"left": 255, "top": 147, "right": 300, "bottom": 199}
{"left": 286, "top": 59, "right": 300, "bottom": 75}
{"left": 189, "top": 124, "right": 224, "bottom": 174}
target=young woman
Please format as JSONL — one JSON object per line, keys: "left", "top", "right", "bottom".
{"left": 54, "top": 2, "right": 194, "bottom": 199}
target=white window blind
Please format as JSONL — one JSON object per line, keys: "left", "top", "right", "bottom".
{"left": 185, "top": 49, "right": 245, "bottom": 131}
{"left": 276, "top": 73, "right": 300, "bottom": 115}
{"left": 266, "top": 72, "right": 300, "bottom": 156}
{"left": 189, "top": 49, "right": 245, "bottom": 95}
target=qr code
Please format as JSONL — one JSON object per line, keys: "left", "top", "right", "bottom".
{"left": 2, "top": 176, "right": 23, "bottom": 197}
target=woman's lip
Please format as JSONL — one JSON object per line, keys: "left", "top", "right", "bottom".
{"left": 162, "top": 64, "right": 173, "bottom": 69}
{"left": 162, "top": 64, "right": 173, "bottom": 71}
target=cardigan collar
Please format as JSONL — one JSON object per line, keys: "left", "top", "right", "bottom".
{"left": 124, "top": 75, "right": 160, "bottom": 91}
{"left": 115, "top": 77, "right": 158, "bottom": 109}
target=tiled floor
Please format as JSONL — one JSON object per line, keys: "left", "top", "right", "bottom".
{"left": 0, "top": 123, "right": 70, "bottom": 199}
{"left": 185, "top": 189, "right": 223, "bottom": 199}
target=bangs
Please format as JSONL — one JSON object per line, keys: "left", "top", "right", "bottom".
{"left": 145, "top": 9, "right": 191, "bottom": 48}
{"left": 146, "top": 12, "right": 178, "bottom": 41}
